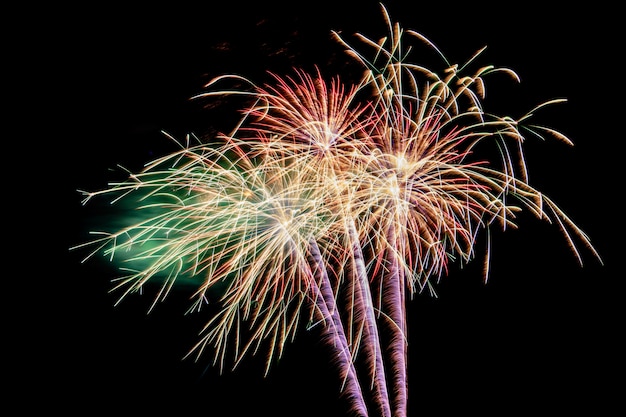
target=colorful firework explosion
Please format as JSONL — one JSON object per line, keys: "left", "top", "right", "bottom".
{"left": 71, "top": 4, "right": 602, "bottom": 417}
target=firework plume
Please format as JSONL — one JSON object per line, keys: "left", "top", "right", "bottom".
{"left": 72, "top": 3, "right": 601, "bottom": 417}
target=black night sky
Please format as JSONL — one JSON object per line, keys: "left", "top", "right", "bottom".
{"left": 53, "top": 1, "right": 620, "bottom": 415}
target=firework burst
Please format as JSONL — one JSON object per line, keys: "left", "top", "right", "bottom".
{"left": 72, "top": 3, "right": 601, "bottom": 417}
{"left": 329, "top": 6, "right": 601, "bottom": 416}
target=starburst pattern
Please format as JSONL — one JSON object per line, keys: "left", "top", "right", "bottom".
{"left": 72, "top": 4, "right": 601, "bottom": 417}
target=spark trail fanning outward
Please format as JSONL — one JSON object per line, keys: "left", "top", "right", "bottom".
{"left": 71, "top": 3, "right": 602, "bottom": 417}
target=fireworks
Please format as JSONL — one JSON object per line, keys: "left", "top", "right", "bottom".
{"left": 71, "top": 4, "right": 601, "bottom": 417}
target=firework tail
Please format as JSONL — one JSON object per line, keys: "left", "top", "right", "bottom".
{"left": 308, "top": 238, "right": 369, "bottom": 417}
{"left": 344, "top": 216, "right": 391, "bottom": 417}
{"left": 380, "top": 225, "right": 408, "bottom": 417}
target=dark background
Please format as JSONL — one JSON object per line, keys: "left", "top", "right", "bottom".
{"left": 53, "top": 1, "right": 620, "bottom": 415}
